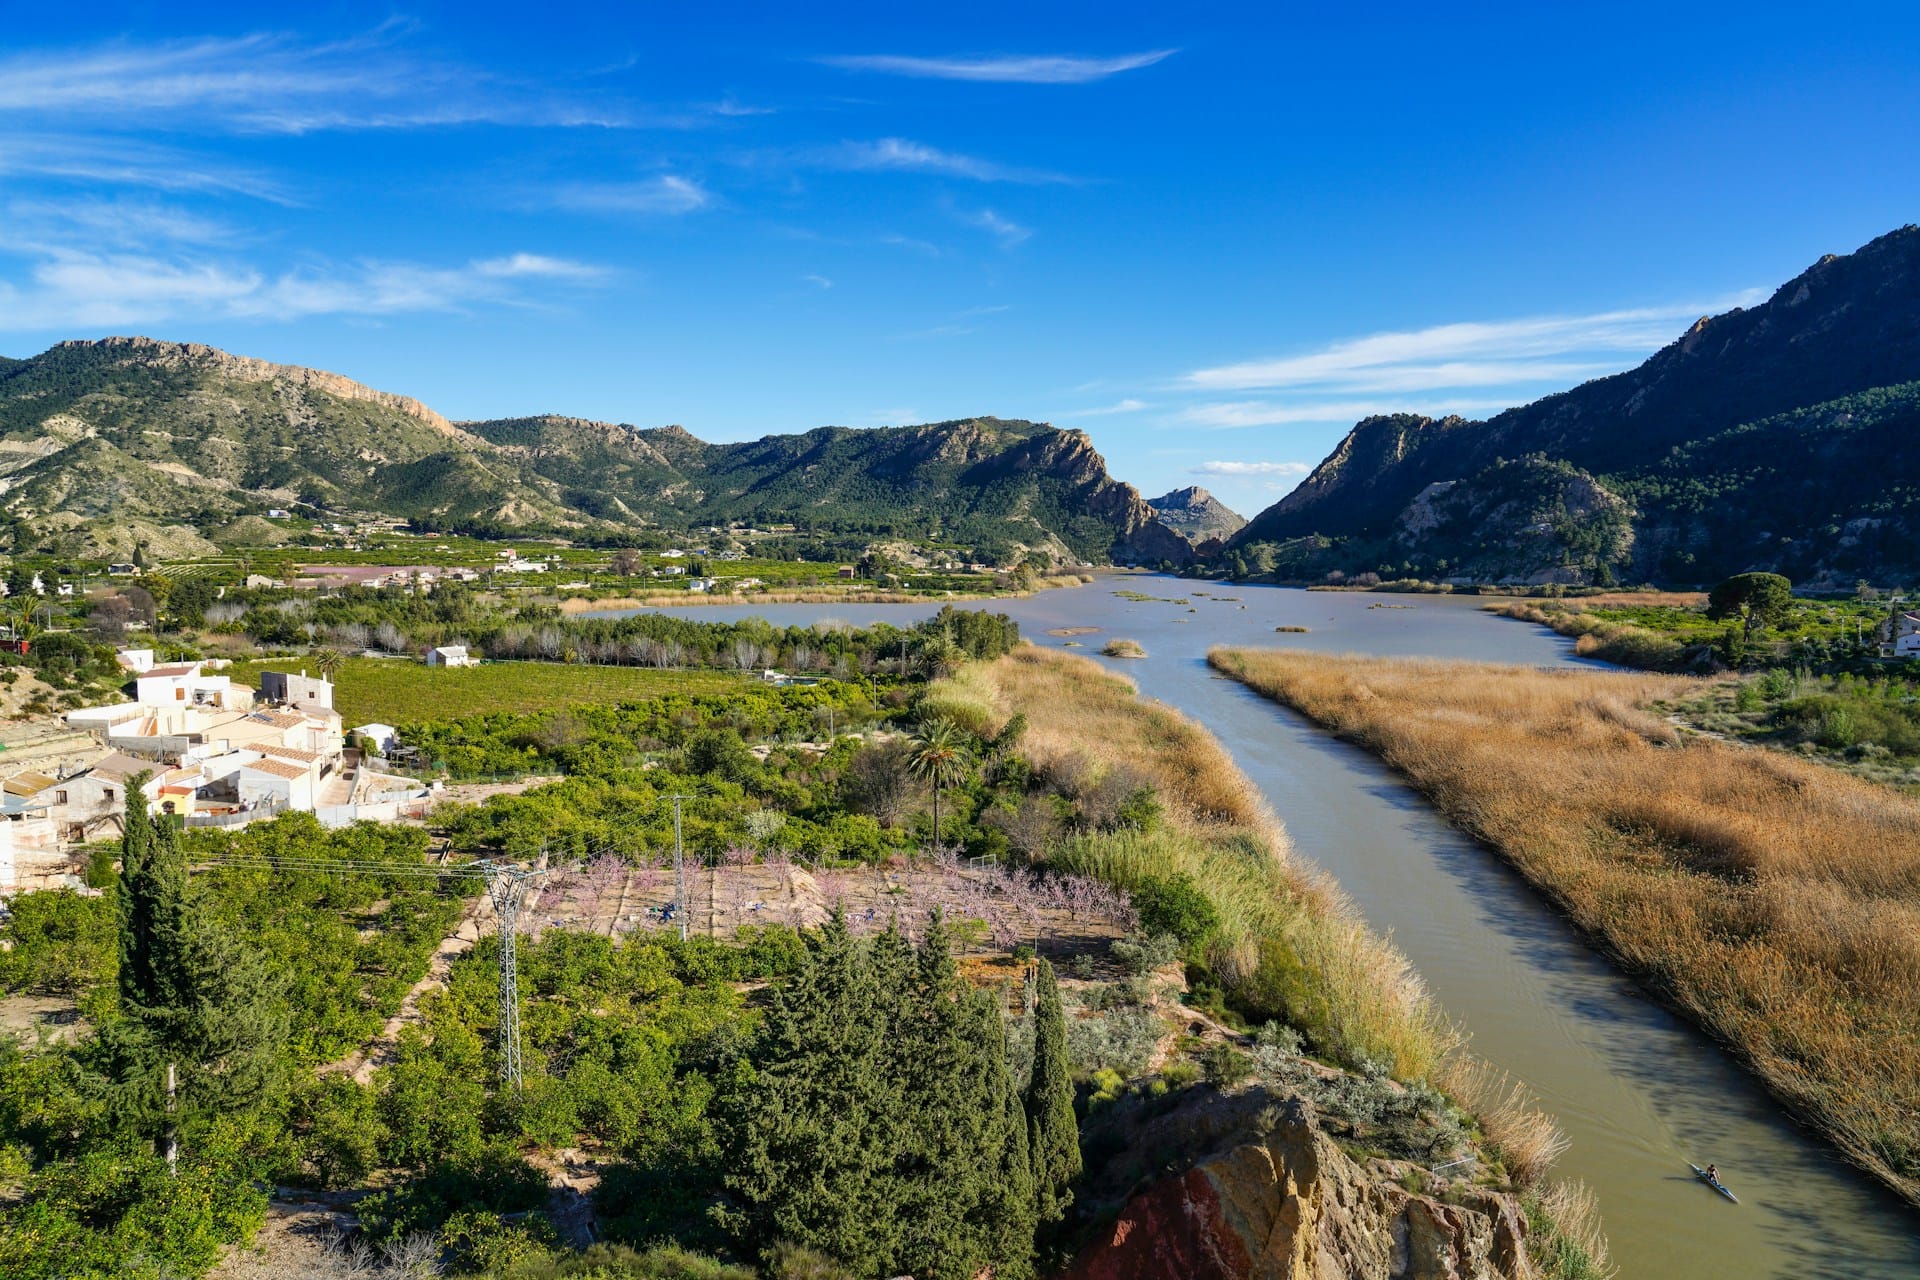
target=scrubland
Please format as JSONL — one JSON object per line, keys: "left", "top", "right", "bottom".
{"left": 1210, "top": 646, "right": 1920, "bottom": 1204}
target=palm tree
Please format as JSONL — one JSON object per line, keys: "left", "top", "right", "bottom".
{"left": 907, "top": 719, "right": 972, "bottom": 854}
{"left": 314, "top": 646, "right": 344, "bottom": 684}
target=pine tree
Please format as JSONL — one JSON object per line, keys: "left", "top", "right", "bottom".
{"left": 1026, "top": 957, "right": 1081, "bottom": 1223}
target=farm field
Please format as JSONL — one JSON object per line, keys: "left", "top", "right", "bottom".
{"left": 225, "top": 656, "right": 738, "bottom": 725}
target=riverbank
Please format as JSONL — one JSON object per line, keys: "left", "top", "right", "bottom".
{"left": 1208, "top": 646, "right": 1920, "bottom": 1208}
{"left": 557, "top": 573, "right": 1094, "bottom": 614}
{"left": 934, "top": 647, "right": 1450, "bottom": 1078}
{"left": 935, "top": 647, "right": 1609, "bottom": 1274}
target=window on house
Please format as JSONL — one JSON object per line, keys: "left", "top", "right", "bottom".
{"left": 54, "top": 790, "right": 66, "bottom": 804}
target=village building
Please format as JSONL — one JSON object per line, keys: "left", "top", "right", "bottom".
{"left": 1880, "top": 611, "right": 1920, "bottom": 658}
{"left": 424, "top": 644, "right": 479, "bottom": 667}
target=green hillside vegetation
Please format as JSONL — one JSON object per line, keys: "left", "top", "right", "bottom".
{"left": 0, "top": 340, "right": 1190, "bottom": 568}
{"left": 464, "top": 414, "right": 1174, "bottom": 565}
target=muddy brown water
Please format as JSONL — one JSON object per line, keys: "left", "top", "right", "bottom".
{"left": 592, "top": 577, "right": 1920, "bottom": 1277}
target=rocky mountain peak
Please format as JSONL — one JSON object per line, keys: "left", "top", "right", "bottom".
{"left": 53, "top": 336, "right": 469, "bottom": 439}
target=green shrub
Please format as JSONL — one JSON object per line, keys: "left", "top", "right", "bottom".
{"left": 1108, "top": 933, "right": 1180, "bottom": 976}
{"left": 357, "top": 1143, "right": 549, "bottom": 1241}
{"left": 442, "top": 1207, "right": 557, "bottom": 1274}
{"left": 1120, "top": 872, "right": 1220, "bottom": 948}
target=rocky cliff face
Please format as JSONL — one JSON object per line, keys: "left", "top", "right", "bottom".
{"left": 1065, "top": 1092, "right": 1532, "bottom": 1280}
{"left": 1149, "top": 486, "right": 1247, "bottom": 542}
{"left": 51, "top": 336, "right": 469, "bottom": 438}
{"left": 1227, "top": 224, "right": 1920, "bottom": 584}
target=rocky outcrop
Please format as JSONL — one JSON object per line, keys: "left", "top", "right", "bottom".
{"left": 1149, "top": 486, "right": 1247, "bottom": 542}
{"left": 1065, "top": 1095, "right": 1531, "bottom": 1280}
{"left": 53, "top": 336, "right": 470, "bottom": 439}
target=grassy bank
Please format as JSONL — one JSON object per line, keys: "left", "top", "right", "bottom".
{"left": 1485, "top": 600, "right": 1693, "bottom": 669}
{"left": 225, "top": 657, "right": 736, "bottom": 725}
{"left": 932, "top": 648, "right": 1453, "bottom": 1080}
{"left": 1209, "top": 646, "right": 1920, "bottom": 1204}
{"left": 556, "top": 573, "right": 1094, "bottom": 614}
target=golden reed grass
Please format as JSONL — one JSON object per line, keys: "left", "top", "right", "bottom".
{"left": 1210, "top": 646, "right": 1920, "bottom": 1204}
{"left": 938, "top": 647, "right": 1455, "bottom": 1081}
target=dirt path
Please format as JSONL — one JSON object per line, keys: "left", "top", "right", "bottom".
{"left": 325, "top": 892, "right": 491, "bottom": 1084}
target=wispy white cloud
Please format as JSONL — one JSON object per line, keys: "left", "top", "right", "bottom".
{"left": 0, "top": 245, "right": 607, "bottom": 331}
{"left": 1190, "top": 460, "right": 1311, "bottom": 477}
{"left": 1182, "top": 297, "right": 1764, "bottom": 393}
{"left": 0, "top": 134, "right": 289, "bottom": 201}
{"left": 818, "top": 51, "right": 1177, "bottom": 84}
{"left": 472, "top": 253, "right": 608, "bottom": 282}
{"left": 1072, "top": 398, "right": 1149, "bottom": 416}
{"left": 2, "top": 197, "right": 237, "bottom": 251}
{"left": 0, "top": 29, "right": 652, "bottom": 135}
{"left": 880, "top": 233, "right": 943, "bottom": 256}
{"left": 548, "top": 175, "right": 712, "bottom": 215}
{"left": 1180, "top": 398, "right": 1518, "bottom": 429}
{"left": 802, "top": 273, "right": 833, "bottom": 289}
{"left": 820, "top": 138, "right": 1068, "bottom": 184}
{"left": 962, "top": 207, "right": 1031, "bottom": 246}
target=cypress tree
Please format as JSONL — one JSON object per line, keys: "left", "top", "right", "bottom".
{"left": 723, "top": 910, "right": 902, "bottom": 1272}
{"left": 100, "top": 784, "right": 287, "bottom": 1173}
{"left": 981, "top": 990, "right": 1038, "bottom": 1280}
{"left": 1026, "top": 957, "right": 1081, "bottom": 1223}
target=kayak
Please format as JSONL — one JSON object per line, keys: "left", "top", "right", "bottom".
{"left": 1691, "top": 1163, "right": 1738, "bottom": 1203}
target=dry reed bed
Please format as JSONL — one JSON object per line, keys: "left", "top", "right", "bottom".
{"left": 935, "top": 647, "right": 1452, "bottom": 1081}
{"left": 1209, "top": 646, "right": 1920, "bottom": 1204}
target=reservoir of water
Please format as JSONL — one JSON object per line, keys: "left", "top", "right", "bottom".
{"left": 594, "top": 577, "right": 1920, "bottom": 1277}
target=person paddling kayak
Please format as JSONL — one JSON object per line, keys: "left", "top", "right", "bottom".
{"left": 1691, "top": 1162, "right": 1738, "bottom": 1202}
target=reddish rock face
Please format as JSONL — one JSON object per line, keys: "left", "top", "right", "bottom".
{"left": 1064, "top": 1167, "right": 1251, "bottom": 1280}
{"left": 1061, "top": 1095, "right": 1528, "bottom": 1280}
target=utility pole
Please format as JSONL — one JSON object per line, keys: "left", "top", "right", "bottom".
{"left": 668, "top": 794, "right": 690, "bottom": 941}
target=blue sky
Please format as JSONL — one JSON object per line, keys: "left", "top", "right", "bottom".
{"left": 4, "top": 3, "right": 1919, "bottom": 517}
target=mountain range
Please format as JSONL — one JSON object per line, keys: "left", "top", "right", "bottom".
{"left": 0, "top": 337, "right": 1191, "bottom": 567}
{"left": 1229, "top": 225, "right": 1920, "bottom": 587}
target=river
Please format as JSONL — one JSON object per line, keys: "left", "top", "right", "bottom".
{"left": 590, "top": 576, "right": 1920, "bottom": 1277}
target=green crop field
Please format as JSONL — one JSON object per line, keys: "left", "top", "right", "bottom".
{"left": 224, "top": 656, "right": 739, "bottom": 725}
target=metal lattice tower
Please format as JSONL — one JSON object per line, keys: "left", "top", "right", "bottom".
{"left": 207, "top": 850, "right": 575, "bottom": 1090}
{"left": 483, "top": 866, "right": 529, "bottom": 1087}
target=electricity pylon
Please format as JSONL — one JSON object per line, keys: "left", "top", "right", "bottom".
{"left": 474, "top": 858, "right": 568, "bottom": 1087}
{"left": 208, "top": 850, "right": 574, "bottom": 1089}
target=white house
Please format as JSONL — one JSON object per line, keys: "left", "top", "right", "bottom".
{"left": 351, "top": 723, "right": 399, "bottom": 755}
{"left": 116, "top": 647, "right": 156, "bottom": 674}
{"left": 233, "top": 756, "right": 320, "bottom": 812}
{"left": 134, "top": 662, "right": 252, "bottom": 711}
{"left": 425, "top": 644, "right": 478, "bottom": 668}
{"left": 258, "top": 670, "right": 334, "bottom": 711}
{"left": 0, "top": 791, "right": 64, "bottom": 891}
{"left": 1882, "top": 612, "right": 1920, "bottom": 658}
